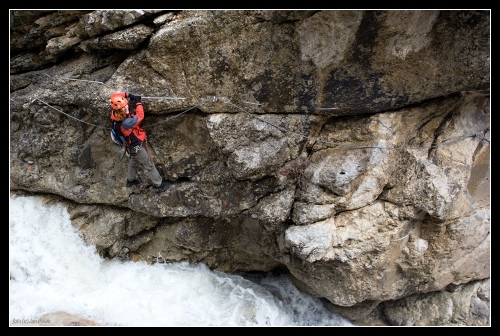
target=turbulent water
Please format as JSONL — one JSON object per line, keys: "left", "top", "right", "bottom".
{"left": 9, "top": 194, "right": 353, "bottom": 326}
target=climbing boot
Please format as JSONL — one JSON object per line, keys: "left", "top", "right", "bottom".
{"left": 126, "top": 178, "right": 142, "bottom": 188}
{"left": 152, "top": 181, "right": 169, "bottom": 192}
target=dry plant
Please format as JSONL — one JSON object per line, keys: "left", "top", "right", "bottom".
{"left": 282, "top": 157, "right": 311, "bottom": 190}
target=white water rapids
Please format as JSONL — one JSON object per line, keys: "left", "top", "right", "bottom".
{"left": 9, "top": 194, "right": 353, "bottom": 326}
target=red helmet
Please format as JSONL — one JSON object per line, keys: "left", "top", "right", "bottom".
{"left": 110, "top": 94, "right": 128, "bottom": 110}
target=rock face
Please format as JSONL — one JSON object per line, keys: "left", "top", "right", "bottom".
{"left": 10, "top": 10, "right": 490, "bottom": 326}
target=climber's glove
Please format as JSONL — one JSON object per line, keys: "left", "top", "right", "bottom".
{"left": 128, "top": 94, "right": 141, "bottom": 103}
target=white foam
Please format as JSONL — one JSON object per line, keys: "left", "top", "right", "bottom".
{"left": 9, "top": 194, "right": 353, "bottom": 326}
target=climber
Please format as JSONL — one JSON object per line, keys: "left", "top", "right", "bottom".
{"left": 109, "top": 92, "right": 169, "bottom": 192}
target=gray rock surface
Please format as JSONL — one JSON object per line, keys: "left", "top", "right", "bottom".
{"left": 10, "top": 10, "right": 490, "bottom": 326}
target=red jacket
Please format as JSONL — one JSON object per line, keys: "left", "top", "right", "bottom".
{"left": 110, "top": 92, "right": 147, "bottom": 147}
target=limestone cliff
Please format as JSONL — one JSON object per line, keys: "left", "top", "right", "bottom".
{"left": 10, "top": 10, "right": 490, "bottom": 326}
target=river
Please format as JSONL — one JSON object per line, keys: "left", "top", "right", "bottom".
{"left": 9, "top": 193, "right": 353, "bottom": 326}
